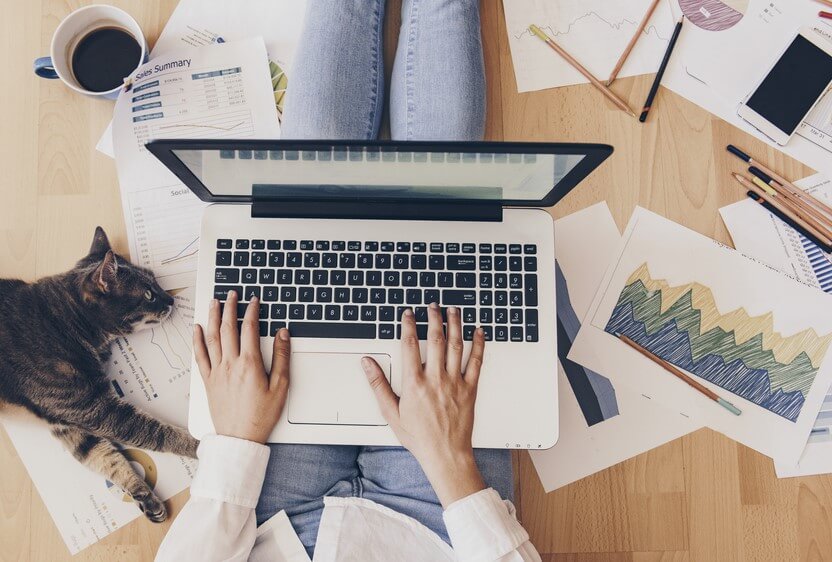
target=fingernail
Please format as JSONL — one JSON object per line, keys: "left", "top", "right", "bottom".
{"left": 361, "top": 357, "right": 372, "bottom": 370}
{"left": 404, "top": 308, "right": 413, "bottom": 317}
{"left": 429, "top": 302, "right": 438, "bottom": 309}
{"left": 212, "top": 299, "right": 219, "bottom": 308}
{"left": 448, "top": 306, "right": 458, "bottom": 315}
{"left": 476, "top": 327, "right": 484, "bottom": 335}
{"left": 279, "top": 328, "right": 289, "bottom": 341}
{"left": 252, "top": 296, "right": 259, "bottom": 304}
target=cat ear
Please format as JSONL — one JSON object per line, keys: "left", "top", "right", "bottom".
{"left": 89, "top": 226, "right": 112, "bottom": 257}
{"left": 95, "top": 250, "right": 119, "bottom": 293}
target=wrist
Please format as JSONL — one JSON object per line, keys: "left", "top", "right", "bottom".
{"left": 420, "top": 449, "right": 486, "bottom": 508}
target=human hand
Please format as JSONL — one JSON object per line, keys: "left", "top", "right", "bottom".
{"left": 193, "top": 291, "right": 290, "bottom": 444}
{"left": 361, "top": 304, "right": 486, "bottom": 507}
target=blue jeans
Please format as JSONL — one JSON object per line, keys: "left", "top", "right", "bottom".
{"left": 259, "top": 0, "right": 508, "bottom": 556}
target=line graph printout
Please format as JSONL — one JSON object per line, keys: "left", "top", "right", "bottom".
{"left": 113, "top": 38, "right": 281, "bottom": 289}
{"left": 569, "top": 208, "right": 832, "bottom": 464}
{"left": 799, "top": 90, "right": 832, "bottom": 155}
{"left": 0, "top": 288, "right": 198, "bottom": 554}
{"left": 503, "top": 0, "right": 675, "bottom": 92}
{"left": 720, "top": 174, "right": 832, "bottom": 476}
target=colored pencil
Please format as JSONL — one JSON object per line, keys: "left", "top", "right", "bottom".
{"left": 732, "top": 173, "right": 832, "bottom": 250}
{"left": 748, "top": 166, "right": 832, "bottom": 240}
{"left": 528, "top": 24, "right": 638, "bottom": 118}
{"left": 606, "top": 0, "right": 662, "bottom": 86}
{"left": 616, "top": 334, "right": 742, "bottom": 416}
{"left": 727, "top": 144, "right": 832, "bottom": 222}
{"left": 821, "top": 10, "right": 832, "bottom": 19}
{"left": 816, "top": 0, "right": 832, "bottom": 9}
{"left": 745, "top": 190, "right": 832, "bottom": 253}
{"left": 639, "top": 16, "right": 685, "bottom": 122}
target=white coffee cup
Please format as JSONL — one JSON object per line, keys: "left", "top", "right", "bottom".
{"left": 33, "top": 5, "right": 147, "bottom": 100}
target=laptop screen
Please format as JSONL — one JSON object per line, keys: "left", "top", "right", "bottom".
{"left": 169, "top": 145, "right": 586, "bottom": 202}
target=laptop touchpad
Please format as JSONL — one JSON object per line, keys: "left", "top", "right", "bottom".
{"left": 287, "top": 352, "right": 391, "bottom": 426}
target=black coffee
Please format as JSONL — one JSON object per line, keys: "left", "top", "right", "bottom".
{"left": 71, "top": 27, "right": 141, "bottom": 93}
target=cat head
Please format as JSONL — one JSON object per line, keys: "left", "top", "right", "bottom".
{"left": 75, "top": 227, "right": 175, "bottom": 332}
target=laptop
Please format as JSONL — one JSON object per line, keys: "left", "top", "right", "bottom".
{"left": 148, "top": 140, "right": 612, "bottom": 449}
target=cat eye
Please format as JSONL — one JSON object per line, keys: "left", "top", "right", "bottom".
{"left": 144, "top": 289, "right": 156, "bottom": 302}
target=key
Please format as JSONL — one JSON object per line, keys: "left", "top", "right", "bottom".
{"left": 494, "top": 244, "right": 507, "bottom": 254}
{"left": 510, "top": 291, "right": 523, "bottom": 306}
{"left": 335, "top": 288, "right": 350, "bottom": 303}
{"left": 299, "top": 287, "right": 314, "bottom": 302}
{"left": 495, "top": 291, "right": 508, "bottom": 306}
{"left": 300, "top": 240, "right": 314, "bottom": 250}
{"left": 287, "top": 252, "right": 302, "bottom": 267}
{"left": 381, "top": 242, "right": 395, "bottom": 251}
{"left": 384, "top": 272, "right": 400, "bottom": 286}
{"left": 524, "top": 256, "right": 537, "bottom": 271}
{"left": 289, "top": 305, "right": 305, "bottom": 319}
{"left": 480, "top": 290, "right": 493, "bottom": 306}
{"left": 442, "top": 290, "right": 476, "bottom": 305}
{"left": 420, "top": 272, "right": 436, "bottom": 287}
{"left": 464, "top": 326, "right": 476, "bottom": 341}
{"left": 304, "top": 252, "right": 320, "bottom": 268}
{"left": 217, "top": 239, "right": 232, "bottom": 249}
{"left": 455, "top": 273, "right": 476, "bottom": 288}
{"left": 413, "top": 242, "right": 427, "bottom": 252}
{"left": 380, "top": 306, "right": 395, "bottom": 321}
{"left": 214, "top": 268, "right": 239, "bottom": 283}
{"left": 371, "top": 288, "right": 386, "bottom": 303}
{"left": 525, "top": 309, "right": 538, "bottom": 342}
{"left": 214, "top": 285, "right": 242, "bottom": 300}
{"left": 495, "top": 274, "right": 507, "bottom": 289}
{"left": 509, "top": 257, "right": 522, "bottom": 271}
{"left": 414, "top": 306, "right": 428, "bottom": 322}
{"left": 403, "top": 272, "right": 418, "bottom": 287}
{"left": 251, "top": 252, "right": 266, "bottom": 267}
{"left": 480, "top": 308, "right": 493, "bottom": 323}
{"left": 479, "top": 273, "right": 493, "bottom": 288}
{"left": 480, "top": 256, "right": 493, "bottom": 271}
{"left": 268, "top": 252, "right": 285, "bottom": 267}
{"left": 429, "top": 255, "right": 445, "bottom": 270}
{"left": 235, "top": 240, "right": 250, "bottom": 250}
{"left": 348, "top": 271, "right": 364, "bottom": 286}
{"left": 281, "top": 287, "right": 297, "bottom": 302}
{"left": 216, "top": 251, "right": 232, "bottom": 266}
{"left": 343, "top": 306, "right": 359, "bottom": 321}
{"left": 263, "top": 287, "right": 278, "bottom": 302}
{"left": 316, "top": 287, "right": 332, "bottom": 302}
{"left": 259, "top": 321, "right": 268, "bottom": 337}
{"left": 233, "top": 252, "right": 249, "bottom": 267}
{"left": 482, "top": 326, "right": 493, "bottom": 341}
{"left": 524, "top": 244, "right": 537, "bottom": 254}
{"left": 509, "top": 274, "right": 522, "bottom": 289}
{"left": 379, "top": 324, "right": 395, "bottom": 339}
{"left": 511, "top": 327, "right": 524, "bottom": 342}
{"left": 411, "top": 255, "right": 427, "bottom": 270}
{"left": 322, "top": 253, "right": 338, "bottom": 268}
{"left": 495, "top": 326, "right": 508, "bottom": 342}
{"left": 352, "top": 288, "right": 369, "bottom": 303}
{"left": 313, "top": 270, "right": 329, "bottom": 285}
{"left": 363, "top": 241, "right": 377, "bottom": 251}
{"left": 479, "top": 243, "right": 492, "bottom": 253}
{"left": 447, "top": 243, "right": 460, "bottom": 253}
{"left": 252, "top": 240, "right": 265, "bottom": 250}
{"left": 332, "top": 241, "right": 346, "bottom": 251}
{"left": 510, "top": 309, "right": 523, "bottom": 324}
{"left": 438, "top": 272, "right": 453, "bottom": 287}
{"left": 283, "top": 240, "right": 297, "bottom": 250}
{"left": 406, "top": 289, "right": 422, "bottom": 304}
{"left": 393, "top": 254, "right": 409, "bottom": 269}
{"left": 241, "top": 269, "right": 257, "bottom": 284}
{"left": 325, "top": 305, "right": 340, "bottom": 320}
{"left": 448, "top": 256, "right": 477, "bottom": 270}
{"left": 316, "top": 241, "right": 329, "bottom": 251}
{"left": 271, "top": 304, "right": 287, "bottom": 319}
{"left": 388, "top": 289, "right": 404, "bottom": 304}
{"left": 361, "top": 306, "right": 377, "bottom": 321}
{"left": 244, "top": 286, "right": 261, "bottom": 301}
{"left": 525, "top": 274, "right": 538, "bottom": 307}
{"left": 289, "top": 322, "right": 376, "bottom": 339}
{"left": 366, "top": 271, "right": 382, "bottom": 286}
{"left": 358, "top": 253, "right": 373, "bottom": 268}
{"left": 331, "top": 270, "right": 346, "bottom": 285}
{"left": 375, "top": 254, "right": 391, "bottom": 269}
{"left": 463, "top": 308, "right": 476, "bottom": 323}
{"left": 277, "top": 269, "right": 292, "bottom": 284}
{"left": 424, "top": 289, "right": 440, "bottom": 305}
{"left": 295, "top": 270, "right": 311, "bottom": 284}
{"left": 267, "top": 240, "right": 281, "bottom": 250}
{"left": 495, "top": 308, "right": 508, "bottom": 324}
{"left": 270, "top": 321, "right": 287, "bottom": 336}
{"left": 259, "top": 269, "right": 275, "bottom": 284}
{"left": 396, "top": 242, "right": 411, "bottom": 252}
{"left": 462, "top": 243, "right": 476, "bottom": 253}
{"left": 307, "top": 305, "right": 323, "bottom": 320}
{"left": 395, "top": 324, "right": 430, "bottom": 340}
{"left": 340, "top": 253, "right": 356, "bottom": 268}
{"left": 509, "top": 244, "right": 522, "bottom": 254}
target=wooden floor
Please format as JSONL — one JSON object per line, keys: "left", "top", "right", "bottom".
{"left": 1, "top": 1, "right": 831, "bottom": 560}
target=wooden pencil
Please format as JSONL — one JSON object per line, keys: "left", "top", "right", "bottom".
{"left": 816, "top": 0, "right": 832, "bottom": 9}
{"left": 733, "top": 173, "right": 832, "bottom": 247}
{"left": 727, "top": 145, "right": 832, "bottom": 223}
{"left": 617, "top": 334, "right": 742, "bottom": 416}
{"left": 528, "top": 24, "right": 638, "bottom": 118}
{"left": 748, "top": 166, "right": 832, "bottom": 240}
{"left": 606, "top": 0, "right": 662, "bottom": 86}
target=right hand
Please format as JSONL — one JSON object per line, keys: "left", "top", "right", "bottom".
{"left": 361, "top": 304, "right": 487, "bottom": 507}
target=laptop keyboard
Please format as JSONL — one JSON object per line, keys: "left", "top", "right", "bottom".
{"left": 213, "top": 239, "right": 539, "bottom": 342}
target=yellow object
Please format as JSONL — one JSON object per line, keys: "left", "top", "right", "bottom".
{"left": 751, "top": 175, "right": 777, "bottom": 197}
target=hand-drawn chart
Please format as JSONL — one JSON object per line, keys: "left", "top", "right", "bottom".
{"left": 604, "top": 263, "right": 832, "bottom": 422}
{"left": 678, "top": 0, "right": 748, "bottom": 31}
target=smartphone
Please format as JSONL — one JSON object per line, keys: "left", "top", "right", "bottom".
{"left": 737, "top": 28, "right": 832, "bottom": 146}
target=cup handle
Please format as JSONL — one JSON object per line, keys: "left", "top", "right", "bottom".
{"left": 33, "top": 56, "right": 59, "bottom": 79}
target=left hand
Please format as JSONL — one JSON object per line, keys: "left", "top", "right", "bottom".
{"left": 192, "top": 291, "right": 290, "bottom": 444}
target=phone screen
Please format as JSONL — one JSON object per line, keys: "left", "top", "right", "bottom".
{"left": 746, "top": 34, "right": 832, "bottom": 135}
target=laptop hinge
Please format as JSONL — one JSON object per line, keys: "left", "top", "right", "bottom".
{"left": 250, "top": 199, "right": 503, "bottom": 222}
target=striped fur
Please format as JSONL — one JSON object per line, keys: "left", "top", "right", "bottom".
{"left": 0, "top": 228, "right": 198, "bottom": 522}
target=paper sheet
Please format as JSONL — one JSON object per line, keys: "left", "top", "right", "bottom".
{"left": 569, "top": 208, "right": 832, "bottom": 465}
{"left": 0, "top": 289, "right": 198, "bottom": 554}
{"left": 720, "top": 174, "right": 832, "bottom": 477}
{"left": 529, "top": 203, "right": 700, "bottom": 492}
{"left": 503, "top": 0, "right": 677, "bottom": 92}
{"left": 97, "top": 0, "right": 306, "bottom": 157}
{"left": 112, "top": 38, "right": 282, "bottom": 290}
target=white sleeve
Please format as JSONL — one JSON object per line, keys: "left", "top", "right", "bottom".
{"left": 155, "top": 434, "right": 271, "bottom": 562}
{"left": 443, "top": 488, "right": 542, "bottom": 562}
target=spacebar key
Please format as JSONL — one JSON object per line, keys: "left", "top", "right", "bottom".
{"left": 288, "top": 322, "right": 376, "bottom": 339}
{"left": 442, "top": 290, "right": 477, "bottom": 305}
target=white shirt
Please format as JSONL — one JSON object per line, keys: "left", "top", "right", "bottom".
{"left": 156, "top": 435, "right": 541, "bottom": 561}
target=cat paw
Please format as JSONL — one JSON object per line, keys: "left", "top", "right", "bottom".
{"left": 134, "top": 492, "right": 167, "bottom": 523}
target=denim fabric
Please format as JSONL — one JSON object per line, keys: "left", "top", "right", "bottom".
{"left": 281, "top": 0, "right": 485, "bottom": 141}
{"left": 266, "top": 1, "right": 502, "bottom": 556}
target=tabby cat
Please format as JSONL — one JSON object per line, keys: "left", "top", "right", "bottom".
{"left": 0, "top": 227, "right": 198, "bottom": 522}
